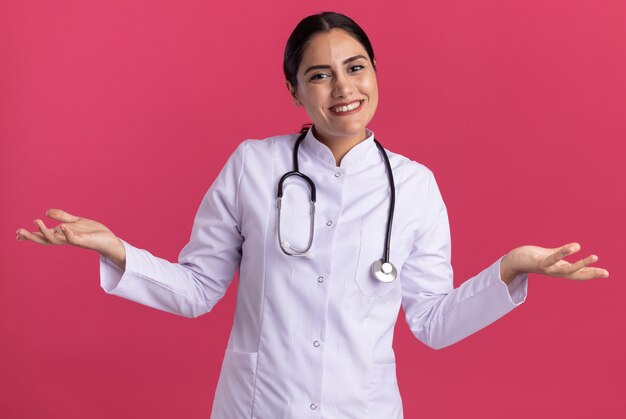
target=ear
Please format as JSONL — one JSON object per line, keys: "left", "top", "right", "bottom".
{"left": 285, "top": 80, "right": 300, "bottom": 106}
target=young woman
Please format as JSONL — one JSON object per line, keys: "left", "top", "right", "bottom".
{"left": 16, "top": 11, "right": 608, "bottom": 419}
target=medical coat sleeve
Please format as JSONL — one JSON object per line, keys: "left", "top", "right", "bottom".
{"left": 99, "top": 142, "right": 246, "bottom": 318}
{"left": 401, "top": 171, "right": 528, "bottom": 349}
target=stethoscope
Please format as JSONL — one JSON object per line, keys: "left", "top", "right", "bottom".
{"left": 276, "top": 128, "right": 398, "bottom": 283}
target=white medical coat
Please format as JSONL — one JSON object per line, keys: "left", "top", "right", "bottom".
{"left": 100, "top": 127, "right": 528, "bottom": 418}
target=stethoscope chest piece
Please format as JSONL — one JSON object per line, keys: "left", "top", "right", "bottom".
{"left": 371, "top": 259, "right": 397, "bottom": 283}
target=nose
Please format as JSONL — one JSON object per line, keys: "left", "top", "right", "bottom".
{"left": 332, "top": 73, "right": 353, "bottom": 98}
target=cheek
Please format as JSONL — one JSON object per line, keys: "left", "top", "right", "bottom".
{"left": 369, "top": 79, "right": 379, "bottom": 98}
{"left": 300, "top": 89, "right": 328, "bottom": 111}
{"left": 358, "top": 76, "right": 378, "bottom": 99}
{"left": 361, "top": 78, "right": 379, "bottom": 117}
{"left": 364, "top": 84, "right": 378, "bottom": 111}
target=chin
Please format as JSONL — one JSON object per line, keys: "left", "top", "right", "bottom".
{"left": 313, "top": 119, "right": 370, "bottom": 142}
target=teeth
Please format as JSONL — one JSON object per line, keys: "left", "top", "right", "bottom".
{"left": 331, "top": 100, "right": 361, "bottom": 113}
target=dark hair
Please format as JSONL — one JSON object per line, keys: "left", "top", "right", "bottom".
{"left": 283, "top": 12, "right": 376, "bottom": 88}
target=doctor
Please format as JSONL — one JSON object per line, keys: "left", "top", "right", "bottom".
{"left": 17, "top": 11, "right": 609, "bottom": 419}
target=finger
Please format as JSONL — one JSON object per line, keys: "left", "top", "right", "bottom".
{"left": 17, "top": 229, "right": 52, "bottom": 245}
{"left": 541, "top": 242, "right": 581, "bottom": 268}
{"left": 58, "top": 224, "right": 85, "bottom": 247}
{"left": 46, "top": 208, "right": 80, "bottom": 223}
{"left": 35, "top": 219, "right": 65, "bottom": 245}
{"left": 565, "top": 254, "right": 599, "bottom": 274}
{"left": 566, "top": 266, "right": 610, "bottom": 280}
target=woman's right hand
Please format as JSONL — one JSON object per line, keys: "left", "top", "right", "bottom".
{"left": 16, "top": 208, "right": 126, "bottom": 270}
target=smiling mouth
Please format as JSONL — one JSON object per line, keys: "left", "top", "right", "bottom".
{"left": 329, "top": 100, "right": 364, "bottom": 114}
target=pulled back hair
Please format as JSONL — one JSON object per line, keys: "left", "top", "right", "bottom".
{"left": 283, "top": 12, "right": 376, "bottom": 88}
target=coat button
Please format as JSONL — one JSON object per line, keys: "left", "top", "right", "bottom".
{"left": 313, "top": 340, "right": 320, "bottom": 347}
{"left": 334, "top": 172, "right": 341, "bottom": 177}
{"left": 310, "top": 403, "right": 317, "bottom": 410}
{"left": 317, "top": 276, "right": 324, "bottom": 283}
{"left": 326, "top": 220, "right": 333, "bottom": 226}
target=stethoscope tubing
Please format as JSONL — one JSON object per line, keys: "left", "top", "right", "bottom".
{"left": 276, "top": 128, "right": 397, "bottom": 281}
{"left": 373, "top": 138, "right": 395, "bottom": 266}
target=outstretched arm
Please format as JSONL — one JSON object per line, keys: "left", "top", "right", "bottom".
{"left": 16, "top": 141, "right": 248, "bottom": 318}
{"left": 401, "top": 171, "right": 609, "bottom": 350}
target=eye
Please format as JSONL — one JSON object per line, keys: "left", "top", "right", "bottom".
{"left": 310, "top": 73, "right": 330, "bottom": 81}
{"left": 349, "top": 65, "right": 364, "bottom": 72}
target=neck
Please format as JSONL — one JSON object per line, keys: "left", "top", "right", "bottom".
{"left": 312, "top": 126, "right": 369, "bottom": 166}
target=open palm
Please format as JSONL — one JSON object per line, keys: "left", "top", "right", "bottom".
{"left": 504, "top": 243, "right": 609, "bottom": 281}
{"left": 16, "top": 208, "right": 119, "bottom": 255}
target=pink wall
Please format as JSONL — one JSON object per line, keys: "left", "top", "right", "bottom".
{"left": 2, "top": 0, "right": 624, "bottom": 417}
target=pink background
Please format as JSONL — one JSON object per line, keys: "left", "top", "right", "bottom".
{"left": 2, "top": 0, "right": 625, "bottom": 417}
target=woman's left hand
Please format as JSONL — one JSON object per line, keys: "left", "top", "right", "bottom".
{"left": 500, "top": 242, "right": 610, "bottom": 284}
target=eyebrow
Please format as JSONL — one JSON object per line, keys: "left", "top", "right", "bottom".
{"left": 303, "top": 55, "right": 368, "bottom": 75}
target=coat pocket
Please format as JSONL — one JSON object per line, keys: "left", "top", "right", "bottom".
{"left": 354, "top": 222, "right": 412, "bottom": 298}
{"left": 210, "top": 349, "right": 259, "bottom": 419}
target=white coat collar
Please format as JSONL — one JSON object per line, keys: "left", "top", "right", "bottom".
{"left": 300, "top": 125, "right": 378, "bottom": 170}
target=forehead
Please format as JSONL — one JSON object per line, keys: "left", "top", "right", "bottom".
{"left": 299, "top": 29, "right": 368, "bottom": 68}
